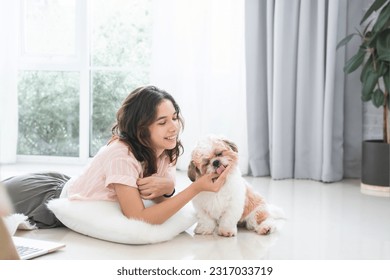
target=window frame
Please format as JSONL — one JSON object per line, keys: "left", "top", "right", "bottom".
{"left": 17, "top": 0, "right": 91, "bottom": 163}
{"left": 17, "top": 0, "right": 153, "bottom": 163}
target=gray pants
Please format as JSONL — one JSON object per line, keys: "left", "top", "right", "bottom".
{"left": 2, "top": 172, "right": 70, "bottom": 229}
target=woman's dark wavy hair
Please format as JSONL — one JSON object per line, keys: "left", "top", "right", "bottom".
{"left": 111, "top": 85, "right": 184, "bottom": 177}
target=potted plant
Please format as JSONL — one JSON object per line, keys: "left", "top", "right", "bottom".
{"left": 337, "top": 0, "right": 390, "bottom": 196}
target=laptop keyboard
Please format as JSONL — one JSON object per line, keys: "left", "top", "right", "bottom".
{"left": 16, "top": 245, "right": 41, "bottom": 257}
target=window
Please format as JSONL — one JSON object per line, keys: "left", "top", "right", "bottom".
{"left": 17, "top": 0, "right": 152, "bottom": 159}
{"left": 90, "top": 0, "right": 152, "bottom": 155}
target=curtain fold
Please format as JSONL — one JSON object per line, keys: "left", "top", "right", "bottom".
{"left": 245, "top": 0, "right": 272, "bottom": 176}
{"left": 246, "top": 0, "right": 365, "bottom": 182}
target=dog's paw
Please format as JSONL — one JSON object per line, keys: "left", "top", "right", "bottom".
{"left": 194, "top": 223, "right": 215, "bottom": 235}
{"left": 256, "top": 225, "right": 271, "bottom": 235}
{"left": 217, "top": 227, "right": 237, "bottom": 237}
{"left": 255, "top": 221, "right": 276, "bottom": 235}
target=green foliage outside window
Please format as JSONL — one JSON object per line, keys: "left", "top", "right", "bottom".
{"left": 18, "top": 71, "right": 80, "bottom": 156}
{"left": 90, "top": 71, "right": 148, "bottom": 156}
{"left": 90, "top": 0, "right": 152, "bottom": 155}
{"left": 18, "top": 0, "right": 152, "bottom": 157}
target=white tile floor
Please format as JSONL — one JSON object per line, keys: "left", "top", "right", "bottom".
{"left": 1, "top": 162, "right": 389, "bottom": 260}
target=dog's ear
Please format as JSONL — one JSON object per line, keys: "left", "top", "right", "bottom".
{"left": 222, "top": 139, "right": 238, "bottom": 153}
{"left": 187, "top": 160, "right": 198, "bottom": 182}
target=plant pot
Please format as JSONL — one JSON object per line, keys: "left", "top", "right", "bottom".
{"left": 361, "top": 140, "right": 390, "bottom": 197}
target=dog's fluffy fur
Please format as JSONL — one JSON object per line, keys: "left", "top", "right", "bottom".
{"left": 188, "top": 135, "right": 284, "bottom": 237}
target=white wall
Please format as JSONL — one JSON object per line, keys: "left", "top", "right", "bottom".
{"left": 0, "top": 0, "right": 19, "bottom": 163}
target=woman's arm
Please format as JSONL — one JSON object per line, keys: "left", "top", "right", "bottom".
{"left": 137, "top": 176, "right": 174, "bottom": 200}
{"left": 114, "top": 166, "right": 232, "bottom": 225}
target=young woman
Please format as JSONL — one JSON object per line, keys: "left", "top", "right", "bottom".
{"left": 2, "top": 85, "right": 236, "bottom": 228}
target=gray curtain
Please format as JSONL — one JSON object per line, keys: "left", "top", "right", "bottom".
{"left": 245, "top": 0, "right": 366, "bottom": 182}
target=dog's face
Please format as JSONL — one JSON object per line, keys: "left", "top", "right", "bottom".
{"left": 188, "top": 136, "right": 238, "bottom": 182}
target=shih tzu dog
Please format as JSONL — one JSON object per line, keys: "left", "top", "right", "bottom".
{"left": 188, "top": 135, "right": 284, "bottom": 237}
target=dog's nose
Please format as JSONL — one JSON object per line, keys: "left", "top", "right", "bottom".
{"left": 212, "top": 160, "right": 220, "bottom": 167}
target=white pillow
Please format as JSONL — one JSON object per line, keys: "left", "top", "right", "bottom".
{"left": 47, "top": 198, "right": 196, "bottom": 244}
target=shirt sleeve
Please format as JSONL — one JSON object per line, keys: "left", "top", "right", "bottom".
{"left": 105, "top": 156, "right": 142, "bottom": 189}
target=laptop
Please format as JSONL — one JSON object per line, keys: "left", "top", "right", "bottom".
{"left": 12, "top": 236, "right": 65, "bottom": 260}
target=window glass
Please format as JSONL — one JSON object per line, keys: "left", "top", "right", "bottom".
{"left": 90, "top": 71, "right": 130, "bottom": 155}
{"left": 22, "top": 0, "right": 76, "bottom": 56}
{"left": 17, "top": 0, "right": 152, "bottom": 159}
{"left": 90, "top": 0, "right": 152, "bottom": 155}
{"left": 18, "top": 71, "right": 79, "bottom": 156}
{"left": 91, "top": 0, "right": 152, "bottom": 67}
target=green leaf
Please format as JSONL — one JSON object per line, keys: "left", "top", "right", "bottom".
{"left": 337, "top": 33, "right": 358, "bottom": 49}
{"left": 360, "top": 56, "right": 374, "bottom": 82}
{"left": 384, "top": 69, "right": 390, "bottom": 92}
{"left": 361, "top": 0, "right": 388, "bottom": 25}
{"left": 362, "top": 91, "right": 373, "bottom": 102}
{"left": 377, "top": 60, "right": 389, "bottom": 76}
{"left": 363, "top": 18, "right": 375, "bottom": 35}
{"left": 363, "top": 69, "right": 379, "bottom": 96}
{"left": 378, "top": 53, "right": 390, "bottom": 61}
{"left": 377, "top": 30, "right": 390, "bottom": 62}
{"left": 372, "top": 88, "right": 385, "bottom": 107}
{"left": 366, "top": 31, "right": 378, "bottom": 48}
{"left": 373, "top": 3, "right": 390, "bottom": 32}
{"left": 344, "top": 48, "right": 366, "bottom": 73}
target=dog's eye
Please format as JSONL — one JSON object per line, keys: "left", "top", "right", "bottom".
{"left": 215, "top": 152, "right": 223, "bottom": 157}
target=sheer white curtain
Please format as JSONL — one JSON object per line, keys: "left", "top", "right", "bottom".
{"left": 0, "top": 0, "right": 19, "bottom": 164}
{"left": 150, "top": 0, "right": 248, "bottom": 172}
{"left": 245, "top": 0, "right": 365, "bottom": 182}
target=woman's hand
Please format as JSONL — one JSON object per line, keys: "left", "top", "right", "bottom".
{"left": 191, "top": 149, "right": 238, "bottom": 193}
{"left": 137, "top": 176, "right": 175, "bottom": 200}
{"left": 191, "top": 163, "right": 234, "bottom": 193}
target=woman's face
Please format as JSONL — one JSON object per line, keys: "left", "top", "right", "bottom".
{"left": 148, "top": 99, "right": 180, "bottom": 157}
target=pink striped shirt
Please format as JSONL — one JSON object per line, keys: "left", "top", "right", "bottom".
{"left": 62, "top": 140, "right": 176, "bottom": 201}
